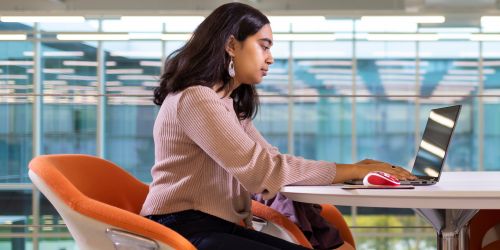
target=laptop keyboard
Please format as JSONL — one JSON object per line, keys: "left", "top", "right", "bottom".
{"left": 400, "top": 179, "right": 436, "bottom": 185}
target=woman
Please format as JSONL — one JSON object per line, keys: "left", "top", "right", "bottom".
{"left": 141, "top": 2, "right": 415, "bottom": 250}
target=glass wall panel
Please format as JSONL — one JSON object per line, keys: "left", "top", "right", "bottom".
{"left": 419, "top": 41, "right": 479, "bottom": 170}
{"left": 354, "top": 233, "right": 436, "bottom": 250}
{"left": 39, "top": 20, "right": 99, "bottom": 32}
{"left": 41, "top": 42, "right": 98, "bottom": 93}
{"left": 0, "top": 41, "right": 33, "bottom": 183}
{"left": 0, "top": 238, "right": 33, "bottom": 250}
{"left": 42, "top": 98, "right": 97, "bottom": 155}
{"left": 0, "top": 189, "right": 33, "bottom": 249}
{"left": 254, "top": 98, "right": 289, "bottom": 154}
{"left": 294, "top": 42, "right": 353, "bottom": 95}
{"left": 41, "top": 42, "right": 98, "bottom": 155}
{"left": 483, "top": 42, "right": 500, "bottom": 170}
{"left": 0, "top": 22, "right": 33, "bottom": 31}
{"left": 104, "top": 42, "right": 161, "bottom": 181}
{"left": 164, "top": 41, "right": 185, "bottom": 56}
{"left": 292, "top": 41, "right": 353, "bottom": 160}
{"left": 293, "top": 97, "right": 353, "bottom": 162}
{"left": 356, "top": 42, "right": 416, "bottom": 167}
{"left": 106, "top": 97, "right": 157, "bottom": 182}
{"left": 39, "top": 238, "right": 75, "bottom": 250}
{"left": 0, "top": 41, "right": 34, "bottom": 95}
{"left": 258, "top": 42, "right": 289, "bottom": 94}
{"left": 254, "top": 41, "right": 291, "bottom": 153}
{"left": 0, "top": 99, "right": 32, "bottom": 183}
{"left": 0, "top": 190, "right": 32, "bottom": 227}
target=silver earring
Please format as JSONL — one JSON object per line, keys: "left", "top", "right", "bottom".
{"left": 228, "top": 57, "right": 235, "bottom": 78}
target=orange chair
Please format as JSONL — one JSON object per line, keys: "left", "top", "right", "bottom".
{"left": 29, "top": 154, "right": 349, "bottom": 249}
{"left": 28, "top": 154, "right": 196, "bottom": 250}
{"left": 29, "top": 154, "right": 312, "bottom": 249}
{"left": 320, "top": 204, "right": 356, "bottom": 248}
{"left": 469, "top": 210, "right": 500, "bottom": 250}
{"left": 251, "top": 200, "right": 313, "bottom": 248}
{"left": 252, "top": 202, "right": 356, "bottom": 249}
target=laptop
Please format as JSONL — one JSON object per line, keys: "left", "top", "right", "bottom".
{"left": 345, "top": 105, "right": 462, "bottom": 186}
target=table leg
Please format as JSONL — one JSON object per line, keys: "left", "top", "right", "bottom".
{"left": 459, "top": 225, "right": 471, "bottom": 250}
{"left": 413, "top": 208, "right": 479, "bottom": 250}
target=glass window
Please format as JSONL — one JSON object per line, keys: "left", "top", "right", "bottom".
{"left": 103, "top": 41, "right": 161, "bottom": 181}
{"left": 41, "top": 42, "right": 98, "bottom": 94}
{"left": 0, "top": 41, "right": 33, "bottom": 183}
{"left": 42, "top": 100, "right": 97, "bottom": 155}
{"left": 258, "top": 41, "right": 289, "bottom": 98}
{"left": 293, "top": 97, "right": 353, "bottom": 162}
{"left": 356, "top": 41, "right": 416, "bottom": 167}
{"left": 419, "top": 41, "right": 479, "bottom": 170}
{"left": 0, "top": 190, "right": 32, "bottom": 227}
{"left": 0, "top": 99, "right": 32, "bottom": 183}
{"left": 0, "top": 41, "right": 33, "bottom": 94}
{"left": 0, "top": 239, "right": 33, "bottom": 250}
{"left": 41, "top": 42, "right": 98, "bottom": 155}
{"left": 255, "top": 97, "right": 290, "bottom": 154}
{"left": 0, "top": 22, "right": 34, "bottom": 31}
{"left": 254, "top": 42, "right": 291, "bottom": 153}
{"left": 106, "top": 97, "right": 158, "bottom": 182}
{"left": 164, "top": 41, "right": 185, "bottom": 56}
{"left": 291, "top": 41, "right": 354, "bottom": 161}
{"left": 482, "top": 42, "right": 500, "bottom": 170}
{"left": 39, "top": 20, "right": 99, "bottom": 32}
{"left": 38, "top": 238, "right": 75, "bottom": 250}
{"left": 0, "top": 189, "right": 33, "bottom": 249}
{"left": 104, "top": 41, "right": 161, "bottom": 93}
{"left": 294, "top": 42, "right": 354, "bottom": 96}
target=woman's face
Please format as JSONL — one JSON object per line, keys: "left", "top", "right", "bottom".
{"left": 230, "top": 24, "right": 274, "bottom": 85}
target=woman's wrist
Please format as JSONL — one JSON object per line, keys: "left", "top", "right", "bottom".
{"left": 334, "top": 163, "right": 368, "bottom": 183}
{"left": 352, "top": 164, "right": 370, "bottom": 180}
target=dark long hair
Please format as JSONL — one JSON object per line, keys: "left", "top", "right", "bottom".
{"left": 153, "top": 2, "right": 269, "bottom": 120}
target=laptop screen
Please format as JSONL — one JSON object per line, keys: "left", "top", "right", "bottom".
{"left": 412, "top": 105, "right": 461, "bottom": 178}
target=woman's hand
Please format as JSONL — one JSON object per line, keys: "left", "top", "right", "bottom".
{"left": 333, "top": 159, "right": 416, "bottom": 184}
{"left": 355, "top": 158, "right": 383, "bottom": 165}
{"left": 356, "top": 159, "right": 416, "bottom": 180}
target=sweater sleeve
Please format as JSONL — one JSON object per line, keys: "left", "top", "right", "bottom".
{"left": 177, "top": 86, "right": 336, "bottom": 199}
{"left": 242, "top": 119, "right": 280, "bottom": 155}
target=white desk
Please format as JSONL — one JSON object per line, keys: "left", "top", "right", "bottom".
{"left": 281, "top": 172, "right": 500, "bottom": 250}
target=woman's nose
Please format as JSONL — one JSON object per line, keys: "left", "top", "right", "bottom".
{"left": 267, "top": 53, "right": 274, "bottom": 65}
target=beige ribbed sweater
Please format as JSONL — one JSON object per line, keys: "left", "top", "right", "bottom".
{"left": 140, "top": 85, "right": 336, "bottom": 226}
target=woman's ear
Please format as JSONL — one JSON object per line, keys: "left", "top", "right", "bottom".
{"left": 225, "top": 35, "right": 237, "bottom": 57}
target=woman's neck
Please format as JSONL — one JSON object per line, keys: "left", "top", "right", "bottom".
{"left": 212, "top": 79, "right": 241, "bottom": 98}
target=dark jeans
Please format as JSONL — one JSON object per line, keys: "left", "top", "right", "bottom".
{"left": 146, "top": 210, "right": 310, "bottom": 250}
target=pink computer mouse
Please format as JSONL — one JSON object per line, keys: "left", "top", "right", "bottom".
{"left": 363, "top": 171, "right": 400, "bottom": 186}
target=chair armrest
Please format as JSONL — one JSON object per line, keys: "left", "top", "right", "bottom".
{"left": 106, "top": 228, "right": 159, "bottom": 250}
{"left": 483, "top": 224, "right": 500, "bottom": 248}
